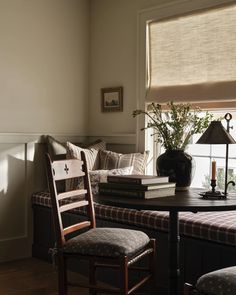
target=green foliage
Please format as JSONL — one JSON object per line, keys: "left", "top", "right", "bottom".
{"left": 133, "top": 102, "right": 213, "bottom": 150}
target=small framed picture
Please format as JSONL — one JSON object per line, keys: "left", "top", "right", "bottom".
{"left": 101, "top": 87, "right": 123, "bottom": 112}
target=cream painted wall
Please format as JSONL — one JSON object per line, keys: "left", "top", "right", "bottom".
{"left": 88, "top": 0, "right": 173, "bottom": 136}
{"left": 0, "top": 0, "right": 89, "bottom": 134}
{"left": 0, "top": 0, "right": 90, "bottom": 262}
{"left": 1, "top": 0, "right": 232, "bottom": 262}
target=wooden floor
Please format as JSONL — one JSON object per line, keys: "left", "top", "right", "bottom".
{"left": 0, "top": 258, "right": 89, "bottom": 295}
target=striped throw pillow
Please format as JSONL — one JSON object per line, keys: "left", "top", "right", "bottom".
{"left": 66, "top": 140, "right": 106, "bottom": 191}
{"left": 66, "top": 140, "right": 106, "bottom": 170}
{"left": 99, "top": 150, "right": 149, "bottom": 175}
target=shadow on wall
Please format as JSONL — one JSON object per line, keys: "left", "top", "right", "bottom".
{"left": 0, "top": 190, "right": 4, "bottom": 199}
{"left": 33, "top": 137, "right": 48, "bottom": 192}
{"left": 0, "top": 137, "right": 51, "bottom": 262}
{"left": 0, "top": 151, "right": 31, "bottom": 261}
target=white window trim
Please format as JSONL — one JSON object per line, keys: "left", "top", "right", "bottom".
{"left": 136, "top": 0, "right": 236, "bottom": 159}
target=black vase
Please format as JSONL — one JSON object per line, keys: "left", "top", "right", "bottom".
{"left": 156, "top": 149, "right": 195, "bottom": 191}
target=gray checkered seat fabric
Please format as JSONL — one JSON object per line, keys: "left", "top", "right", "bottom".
{"left": 64, "top": 228, "right": 150, "bottom": 258}
{"left": 196, "top": 266, "right": 236, "bottom": 295}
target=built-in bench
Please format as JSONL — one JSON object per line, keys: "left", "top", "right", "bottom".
{"left": 32, "top": 191, "right": 236, "bottom": 294}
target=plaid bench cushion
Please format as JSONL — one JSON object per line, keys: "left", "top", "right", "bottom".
{"left": 32, "top": 191, "right": 236, "bottom": 246}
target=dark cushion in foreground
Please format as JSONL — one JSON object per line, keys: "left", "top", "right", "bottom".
{"left": 196, "top": 266, "right": 236, "bottom": 295}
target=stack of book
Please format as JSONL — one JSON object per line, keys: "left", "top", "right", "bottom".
{"left": 98, "top": 175, "right": 176, "bottom": 199}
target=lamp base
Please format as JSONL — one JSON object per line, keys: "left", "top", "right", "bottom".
{"left": 199, "top": 190, "right": 227, "bottom": 200}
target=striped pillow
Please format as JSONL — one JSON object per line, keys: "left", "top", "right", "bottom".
{"left": 99, "top": 150, "right": 149, "bottom": 175}
{"left": 66, "top": 140, "right": 106, "bottom": 191}
{"left": 67, "top": 140, "right": 106, "bottom": 170}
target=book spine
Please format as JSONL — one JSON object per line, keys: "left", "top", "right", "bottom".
{"left": 99, "top": 183, "right": 148, "bottom": 191}
{"left": 107, "top": 177, "right": 141, "bottom": 184}
{"left": 100, "top": 182, "right": 175, "bottom": 191}
{"left": 99, "top": 188, "right": 144, "bottom": 198}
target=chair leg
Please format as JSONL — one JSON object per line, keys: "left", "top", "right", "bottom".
{"left": 184, "top": 283, "right": 194, "bottom": 295}
{"left": 119, "top": 256, "right": 129, "bottom": 295}
{"left": 149, "top": 239, "right": 156, "bottom": 295}
{"left": 58, "top": 254, "right": 67, "bottom": 295}
{"left": 89, "top": 258, "right": 97, "bottom": 295}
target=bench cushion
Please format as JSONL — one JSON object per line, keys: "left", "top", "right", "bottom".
{"left": 32, "top": 191, "right": 236, "bottom": 246}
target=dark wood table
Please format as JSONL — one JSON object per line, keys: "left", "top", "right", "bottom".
{"left": 94, "top": 189, "right": 236, "bottom": 295}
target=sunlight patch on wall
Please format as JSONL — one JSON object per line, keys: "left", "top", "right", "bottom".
{"left": 27, "top": 142, "right": 35, "bottom": 162}
{"left": 0, "top": 157, "right": 8, "bottom": 194}
{"left": 0, "top": 144, "right": 25, "bottom": 195}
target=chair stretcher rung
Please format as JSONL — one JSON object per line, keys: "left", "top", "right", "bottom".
{"left": 128, "top": 275, "right": 151, "bottom": 294}
{"left": 68, "top": 281, "right": 119, "bottom": 294}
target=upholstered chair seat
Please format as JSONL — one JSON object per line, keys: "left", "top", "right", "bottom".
{"left": 64, "top": 227, "right": 150, "bottom": 258}
{"left": 195, "top": 266, "right": 236, "bottom": 295}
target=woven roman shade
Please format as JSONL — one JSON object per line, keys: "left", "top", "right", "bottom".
{"left": 146, "top": 4, "right": 236, "bottom": 104}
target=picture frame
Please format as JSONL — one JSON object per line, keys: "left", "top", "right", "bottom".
{"left": 101, "top": 87, "right": 123, "bottom": 112}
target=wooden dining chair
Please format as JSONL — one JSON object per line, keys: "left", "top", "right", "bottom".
{"left": 184, "top": 266, "right": 236, "bottom": 295}
{"left": 45, "top": 151, "right": 156, "bottom": 295}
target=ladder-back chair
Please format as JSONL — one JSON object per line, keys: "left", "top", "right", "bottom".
{"left": 45, "top": 151, "right": 156, "bottom": 295}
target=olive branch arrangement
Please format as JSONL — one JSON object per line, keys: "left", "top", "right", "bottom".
{"left": 133, "top": 102, "right": 213, "bottom": 150}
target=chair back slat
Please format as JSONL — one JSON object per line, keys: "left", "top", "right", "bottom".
{"left": 59, "top": 200, "right": 89, "bottom": 213}
{"left": 57, "top": 189, "right": 87, "bottom": 201}
{"left": 63, "top": 221, "right": 91, "bottom": 236}
{"left": 45, "top": 152, "right": 96, "bottom": 247}
{"left": 51, "top": 159, "right": 85, "bottom": 181}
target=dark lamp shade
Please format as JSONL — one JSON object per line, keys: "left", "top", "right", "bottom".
{"left": 196, "top": 121, "right": 236, "bottom": 144}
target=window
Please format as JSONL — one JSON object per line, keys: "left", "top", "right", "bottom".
{"left": 187, "top": 110, "right": 236, "bottom": 190}
{"left": 143, "top": 2, "right": 236, "bottom": 188}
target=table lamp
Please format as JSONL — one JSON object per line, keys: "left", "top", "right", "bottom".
{"left": 196, "top": 113, "right": 236, "bottom": 199}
